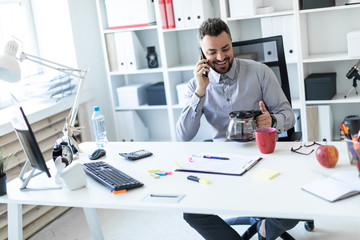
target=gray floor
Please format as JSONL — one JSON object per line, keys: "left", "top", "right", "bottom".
{"left": 28, "top": 207, "right": 360, "bottom": 240}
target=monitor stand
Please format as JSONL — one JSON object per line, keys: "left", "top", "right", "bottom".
{"left": 18, "top": 160, "right": 61, "bottom": 191}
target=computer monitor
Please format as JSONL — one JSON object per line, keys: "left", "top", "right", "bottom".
{"left": 10, "top": 94, "right": 59, "bottom": 191}
{"left": 232, "top": 35, "right": 291, "bottom": 105}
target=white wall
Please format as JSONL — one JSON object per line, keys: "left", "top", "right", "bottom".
{"left": 67, "top": 0, "right": 116, "bottom": 141}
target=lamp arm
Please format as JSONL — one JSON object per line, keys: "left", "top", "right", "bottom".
{"left": 19, "top": 51, "right": 88, "bottom": 151}
{"left": 67, "top": 69, "right": 87, "bottom": 128}
{"left": 19, "top": 52, "right": 84, "bottom": 79}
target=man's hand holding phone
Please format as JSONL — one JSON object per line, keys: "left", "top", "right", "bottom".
{"left": 199, "top": 47, "right": 209, "bottom": 78}
{"left": 194, "top": 48, "right": 210, "bottom": 98}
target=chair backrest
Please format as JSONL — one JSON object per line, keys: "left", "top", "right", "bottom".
{"left": 232, "top": 35, "right": 299, "bottom": 141}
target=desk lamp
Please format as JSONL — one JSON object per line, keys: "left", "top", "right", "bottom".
{"left": 0, "top": 40, "right": 88, "bottom": 155}
{"left": 344, "top": 60, "right": 360, "bottom": 98}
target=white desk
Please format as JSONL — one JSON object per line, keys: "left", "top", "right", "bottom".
{"left": 1, "top": 141, "right": 360, "bottom": 239}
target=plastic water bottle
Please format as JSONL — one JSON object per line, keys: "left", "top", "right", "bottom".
{"left": 92, "top": 106, "right": 108, "bottom": 149}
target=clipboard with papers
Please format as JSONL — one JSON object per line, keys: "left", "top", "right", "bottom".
{"left": 175, "top": 154, "right": 262, "bottom": 176}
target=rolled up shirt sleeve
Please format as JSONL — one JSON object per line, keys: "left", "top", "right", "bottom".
{"left": 176, "top": 86, "right": 205, "bottom": 141}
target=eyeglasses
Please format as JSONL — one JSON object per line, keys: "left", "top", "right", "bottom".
{"left": 291, "top": 141, "right": 322, "bottom": 155}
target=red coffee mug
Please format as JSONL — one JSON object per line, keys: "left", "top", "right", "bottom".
{"left": 255, "top": 127, "right": 277, "bottom": 154}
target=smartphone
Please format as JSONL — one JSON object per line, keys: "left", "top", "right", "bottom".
{"left": 198, "top": 47, "right": 208, "bottom": 77}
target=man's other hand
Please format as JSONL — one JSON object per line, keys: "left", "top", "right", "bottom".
{"left": 256, "top": 101, "right": 272, "bottom": 128}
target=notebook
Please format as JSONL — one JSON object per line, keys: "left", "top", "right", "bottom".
{"left": 175, "top": 154, "right": 262, "bottom": 176}
{"left": 302, "top": 171, "right": 360, "bottom": 202}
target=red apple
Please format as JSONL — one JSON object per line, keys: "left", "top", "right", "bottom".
{"left": 315, "top": 144, "right": 339, "bottom": 168}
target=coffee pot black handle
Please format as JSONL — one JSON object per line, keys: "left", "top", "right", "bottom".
{"left": 252, "top": 110, "right": 263, "bottom": 118}
{"left": 229, "top": 110, "right": 263, "bottom": 119}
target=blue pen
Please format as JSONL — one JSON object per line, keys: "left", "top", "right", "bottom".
{"left": 203, "top": 155, "right": 230, "bottom": 160}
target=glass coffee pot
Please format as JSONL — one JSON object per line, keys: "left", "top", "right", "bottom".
{"left": 226, "top": 110, "right": 262, "bottom": 142}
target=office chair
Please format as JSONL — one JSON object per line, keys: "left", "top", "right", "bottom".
{"left": 225, "top": 36, "right": 312, "bottom": 240}
{"left": 232, "top": 35, "right": 302, "bottom": 142}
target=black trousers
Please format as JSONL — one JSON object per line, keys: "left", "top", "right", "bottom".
{"left": 184, "top": 213, "right": 299, "bottom": 240}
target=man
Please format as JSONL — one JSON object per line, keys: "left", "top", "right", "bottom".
{"left": 176, "top": 18, "right": 295, "bottom": 142}
{"left": 176, "top": 18, "right": 298, "bottom": 240}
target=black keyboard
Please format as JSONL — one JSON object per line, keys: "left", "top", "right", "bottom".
{"left": 82, "top": 161, "right": 143, "bottom": 192}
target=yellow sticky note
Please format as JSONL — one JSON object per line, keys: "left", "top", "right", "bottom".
{"left": 253, "top": 169, "right": 280, "bottom": 180}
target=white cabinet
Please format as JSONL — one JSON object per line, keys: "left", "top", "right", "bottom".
{"left": 93, "top": 0, "right": 360, "bottom": 142}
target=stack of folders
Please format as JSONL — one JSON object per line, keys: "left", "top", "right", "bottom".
{"left": 113, "top": 32, "right": 147, "bottom": 73}
{"left": 159, "top": 0, "right": 215, "bottom": 29}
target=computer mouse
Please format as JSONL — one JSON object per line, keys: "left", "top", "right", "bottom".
{"left": 89, "top": 149, "right": 106, "bottom": 160}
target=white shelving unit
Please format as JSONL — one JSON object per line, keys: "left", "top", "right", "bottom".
{"left": 297, "top": 1, "right": 360, "bottom": 141}
{"left": 93, "top": 0, "right": 360, "bottom": 142}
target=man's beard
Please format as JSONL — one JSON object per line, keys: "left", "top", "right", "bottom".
{"left": 209, "top": 57, "right": 234, "bottom": 74}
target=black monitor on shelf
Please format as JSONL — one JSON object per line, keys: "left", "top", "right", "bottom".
{"left": 232, "top": 35, "right": 291, "bottom": 104}
{"left": 10, "top": 94, "right": 59, "bottom": 191}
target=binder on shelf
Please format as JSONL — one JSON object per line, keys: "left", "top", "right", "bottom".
{"left": 172, "top": 0, "right": 214, "bottom": 28}
{"left": 123, "top": 32, "right": 147, "bottom": 71}
{"left": 105, "top": 34, "right": 118, "bottom": 72}
{"left": 116, "top": 111, "right": 149, "bottom": 142}
{"left": 282, "top": 15, "right": 296, "bottom": 61}
{"left": 183, "top": 0, "right": 194, "bottom": 27}
{"left": 192, "top": 0, "right": 214, "bottom": 27}
{"left": 159, "top": 0, "right": 168, "bottom": 29}
{"left": 263, "top": 41, "right": 278, "bottom": 62}
{"left": 105, "top": 0, "right": 156, "bottom": 29}
{"left": 172, "top": 0, "right": 185, "bottom": 28}
{"left": 261, "top": 16, "right": 297, "bottom": 62}
{"left": 318, "top": 105, "right": 333, "bottom": 142}
{"left": 165, "top": 0, "right": 175, "bottom": 29}
{"left": 114, "top": 32, "right": 147, "bottom": 72}
{"left": 306, "top": 106, "right": 319, "bottom": 142}
{"left": 114, "top": 33, "right": 128, "bottom": 73}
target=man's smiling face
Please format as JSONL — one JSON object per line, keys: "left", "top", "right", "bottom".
{"left": 200, "top": 31, "right": 234, "bottom": 74}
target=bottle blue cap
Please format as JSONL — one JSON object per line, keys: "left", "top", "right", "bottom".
{"left": 93, "top": 106, "right": 99, "bottom": 111}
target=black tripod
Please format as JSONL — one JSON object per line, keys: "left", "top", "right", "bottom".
{"left": 344, "top": 61, "right": 360, "bottom": 98}
{"left": 344, "top": 76, "right": 360, "bottom": 98}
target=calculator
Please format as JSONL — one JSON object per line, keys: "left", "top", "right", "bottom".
{"left": 119, "top": 149, "right": 153, "bottom": 160}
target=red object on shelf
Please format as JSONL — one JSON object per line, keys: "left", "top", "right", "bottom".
{"left": 165, "top": 0, "right": 175, "bottom": 28}
{"left": 159, "top": 0, "right": 168, "bottom": 29}
{"left": 109, "top": 23, "right": 152, "bottom": 30}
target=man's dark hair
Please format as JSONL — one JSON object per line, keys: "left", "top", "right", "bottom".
{"left": 198, "top": 18, "right": 232, "bottom": 41}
